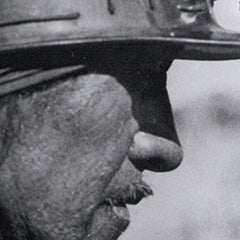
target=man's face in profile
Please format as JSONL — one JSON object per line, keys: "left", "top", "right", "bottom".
{"left": 0, "top": 68, "right": 182, "bottom": 240}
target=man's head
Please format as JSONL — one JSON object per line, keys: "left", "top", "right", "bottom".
{"left": 0, "top": 67, "right": 182, "bottom": 240}
{"left": 2, "top": 0, "right": 239, "bottom": 239}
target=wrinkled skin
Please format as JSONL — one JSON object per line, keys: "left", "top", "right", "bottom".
{"left": 0, "top": 64, "right": 182, "bottom": 239}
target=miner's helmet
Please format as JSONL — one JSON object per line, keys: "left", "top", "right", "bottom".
{"left": 0, "top": 0, "right": 240, "bottom": 66}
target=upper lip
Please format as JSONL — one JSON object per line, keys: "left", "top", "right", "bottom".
{"left": 103, "top": 181, "right": 153, "bottom": 207}
{"left": 123, "top": 183, "right": 153, "bottom": 205}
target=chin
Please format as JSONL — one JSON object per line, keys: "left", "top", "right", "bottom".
{"left": 85, "top": 159, "right": 153, "bottom": 240}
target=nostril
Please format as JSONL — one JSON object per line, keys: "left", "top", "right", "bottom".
{"left": 128, "top": 131, "right": 183, "bottom": 172}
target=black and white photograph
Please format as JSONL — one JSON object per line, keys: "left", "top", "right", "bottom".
{"left": 0, "top": 1, "right": 240, "bottom": 240}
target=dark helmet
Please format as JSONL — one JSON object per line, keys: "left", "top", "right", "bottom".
{"left": 0, "top": 0, "right": 240, "bottom": 64}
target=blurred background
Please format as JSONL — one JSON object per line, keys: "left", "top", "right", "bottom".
{"left": 120, "top": 1, "right": 240, "bottom": 239}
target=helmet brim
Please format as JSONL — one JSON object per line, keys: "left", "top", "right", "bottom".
{"left": 1, "top": 36, "right": 240, "bottom": 65}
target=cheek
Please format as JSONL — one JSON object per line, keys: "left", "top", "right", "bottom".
{"left": 0, "top": 74, "right": 138, "bottom": 240}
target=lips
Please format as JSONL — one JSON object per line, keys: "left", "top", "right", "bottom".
{"left": 100, "top": 182, "right": 151, "bottom": 228}
{"left": 84, "top": 158, "right": 152, "bottom": 240}
{"left": 104, "top": 181, "right": 153, "bottom": 206}
{"left": 84, "top": 204, "right": 130, "bottom": 240}
{"left": 96, "top": 157, "right": 152, "bottom": 230}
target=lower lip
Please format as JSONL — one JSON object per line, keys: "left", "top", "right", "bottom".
{"left": 103, "top": 203, "right": 130, "bottom": 223}
{"left": 86, "top": 204, "right": 130, "bottom": 239}
{"left": 112, "top": 204, "right": 130, "bottom": 221}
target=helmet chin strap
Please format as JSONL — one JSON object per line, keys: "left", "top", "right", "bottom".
{"left": 0, "top": 65, "right": 86, "bottom": 96}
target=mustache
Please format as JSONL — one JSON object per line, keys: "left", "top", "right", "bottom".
{"left": 103, "top": 159, "right": 153, "bottom": 206}
{"left": 104, "top": 181, "right": 153, "bottom": 206}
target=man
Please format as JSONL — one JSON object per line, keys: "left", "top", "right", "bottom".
{"left": 0, "top": 56, "right": 182, "bottom": 240}
{"left": 0, "top": 0, "right": 240, "bottom": 239}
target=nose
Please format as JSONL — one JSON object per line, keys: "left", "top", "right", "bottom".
{"left": 119, "top": 69, "right": 183, "bottom": 172}
{"left": 89, "top": 51, "right": 183, "bottom": 172}
{"left": 129, "top": 131, "right": 183, "bottom": 172}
